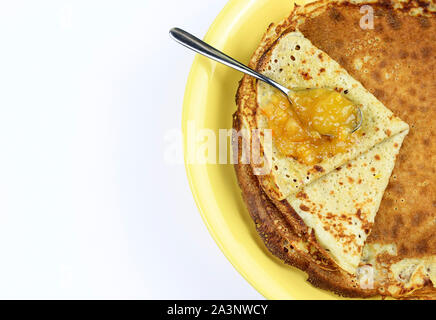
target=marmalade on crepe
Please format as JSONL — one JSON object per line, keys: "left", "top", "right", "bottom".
{"left": 260, "top": 88, "right": 359, "bottom": 165}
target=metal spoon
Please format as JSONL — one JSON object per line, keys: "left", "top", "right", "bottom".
{"left": 169, "top": 27, "right": 362, "bottom": 135}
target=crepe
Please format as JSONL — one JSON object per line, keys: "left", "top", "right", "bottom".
{"left": 253, "top": 31, "right": 408, "bottom": 201}
{"left": 297, "top": 0, "right": 436, "bottom": 299}
{"left": 234, "top": 113, "right": 376, "bottom": 297}
{"left": 286, "top": 131, "right": 407, "bottom": 274}
{"left": 234, "top": 0, "right": 435, "bottom": 299}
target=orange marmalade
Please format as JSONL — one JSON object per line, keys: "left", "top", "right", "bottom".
{"left": 260, "top": 89, "right": 359, "bottom": 165}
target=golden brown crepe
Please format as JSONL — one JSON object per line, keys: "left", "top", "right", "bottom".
{"left": 233, "top": 0, "right": 436, "bottom": 299}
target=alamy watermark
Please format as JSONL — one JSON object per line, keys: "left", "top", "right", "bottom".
{"left": 360, "top": 5, "right": 375, "bottom": 30}
{"left": 357, "top": 265, "right": 375, "bottom": 290}
{"left": 163, "top": 120, "right": 273, "bottom": 175}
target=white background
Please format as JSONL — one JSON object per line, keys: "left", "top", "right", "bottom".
{"left": 0, "top": 0, "right": 263, "bottom": 299}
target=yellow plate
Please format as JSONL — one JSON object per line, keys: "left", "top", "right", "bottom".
{"left": 182, "top": 0, "right": 349, "bottom": 300}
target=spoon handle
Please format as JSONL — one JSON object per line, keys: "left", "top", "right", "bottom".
{"left": 169, "top": 28, "right": 290, "bottom": 95}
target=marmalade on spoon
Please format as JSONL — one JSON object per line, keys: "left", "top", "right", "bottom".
{"left": 260, "top": 89, "right": 359, "bottom": 165}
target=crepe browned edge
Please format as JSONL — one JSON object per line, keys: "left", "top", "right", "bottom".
{"left": 233, "top": 113, "right": 376, "bottom": 298}
{"left": 233, "top": 0, "right": 435, "bottom": 299}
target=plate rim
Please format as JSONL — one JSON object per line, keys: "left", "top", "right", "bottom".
{"left": 181, "top": 0, "right": 345, "bottom": 300}
{"left": 182, "top": 0, "right": 274, "bottom": 300}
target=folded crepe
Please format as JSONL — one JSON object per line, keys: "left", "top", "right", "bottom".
{"left": 242, "top": 30, "right": 408, "bottom": 201}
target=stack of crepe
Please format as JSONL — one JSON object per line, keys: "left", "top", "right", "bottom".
{"left": 233, "top": 0, "right": 435, "bottom": 299}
